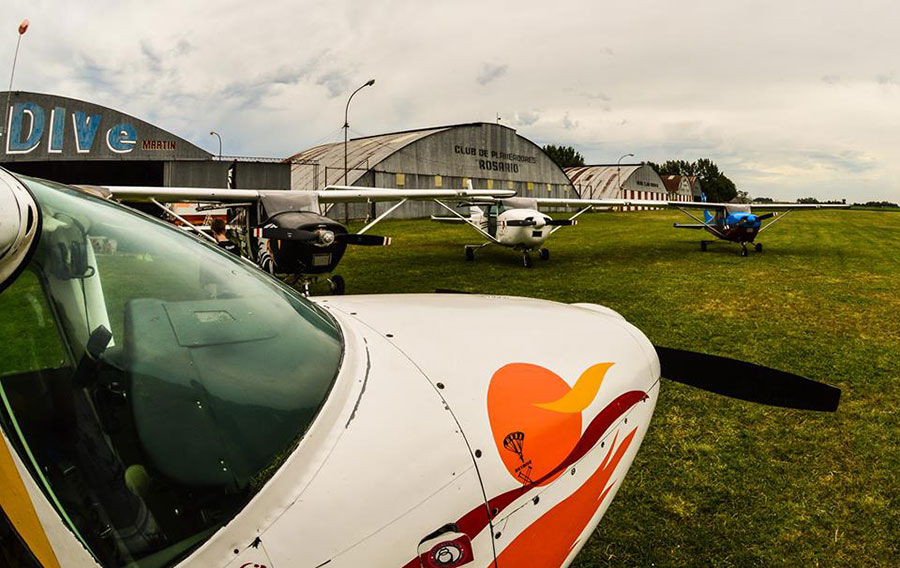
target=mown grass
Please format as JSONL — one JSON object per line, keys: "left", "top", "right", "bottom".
{"left": 334, "top": 209, "right": 899, "bottom": 567}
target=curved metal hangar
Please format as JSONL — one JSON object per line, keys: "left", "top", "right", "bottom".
{"left": 288, "top": 122, "right": 575, "bottom": 218}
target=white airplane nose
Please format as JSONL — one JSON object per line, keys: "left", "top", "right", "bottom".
{"left": 0, "top": 168, "right": 41, "bottom": 290}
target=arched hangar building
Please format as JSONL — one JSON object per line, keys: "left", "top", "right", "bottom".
{"left": 0, "top": 91, "right": 289, "bottom": 189}
{"left": 288, "top": 122, "right": 575, "bottom": 219}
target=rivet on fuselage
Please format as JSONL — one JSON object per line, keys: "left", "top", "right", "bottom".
{"left": 475, "top": 449, "right": 482, "bottom": 458}
{"left": 436, "top": 382, "right": 445, "bottom": 389}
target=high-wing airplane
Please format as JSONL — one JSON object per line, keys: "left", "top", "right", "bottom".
{"left": 431, "top": 193, "right": 657, "bottom": 267}
{"left": 669, "top": 200, "right": 850, "bottom": 256}
{"left": 0, "top": 167, "right": 840, "bottom": 568}
{"left": 96, "top": 184, "right": 514, "bottom": 294}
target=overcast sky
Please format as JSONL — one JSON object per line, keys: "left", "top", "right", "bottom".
{"left": 4, "top": 0, "right": 898, "bottom": 201}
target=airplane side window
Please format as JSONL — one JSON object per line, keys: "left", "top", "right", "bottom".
{"left": 0, "top": 177, "right": 344, "bottom": 568}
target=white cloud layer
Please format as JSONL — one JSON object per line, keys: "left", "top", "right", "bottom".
{"left": 3, "top": 0, "right": 899, "bottom": 201}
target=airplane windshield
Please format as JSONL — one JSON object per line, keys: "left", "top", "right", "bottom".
{"left": 0, "top": 177, "right": 343, "bottom": 567}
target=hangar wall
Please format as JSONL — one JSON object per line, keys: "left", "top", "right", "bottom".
{"left": 0, "top": 91, "right": 289, "bottom": 190}
{"left": 290, "top": 122, "right": 576, "bottom": 220}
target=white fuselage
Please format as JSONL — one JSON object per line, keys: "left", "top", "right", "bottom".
{"left": 489, "top": 208, "right": 552, "bottom": 250}
{"left": 168, "top": 294, "right": 660, "bottom": 568}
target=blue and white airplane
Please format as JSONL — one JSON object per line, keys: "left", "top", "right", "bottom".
{"left": 670, "top": 201, "right": 849, "bottom": 256}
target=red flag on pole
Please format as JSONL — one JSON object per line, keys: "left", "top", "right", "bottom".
{"left": 18, "top": 19, "right": 29, "bottom": 35}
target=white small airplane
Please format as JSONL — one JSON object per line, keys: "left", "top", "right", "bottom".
{"left": 93, "top": 184, "right": 515, "bottom": 294}
{"left": 431, "top": 190, "right": 657, "bottom": 267}
{"left": 0, "top": 168, "right": 840, "bottom": 568}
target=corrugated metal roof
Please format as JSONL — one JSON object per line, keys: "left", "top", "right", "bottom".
{"left": 287, "top": 125, "right": 456, "bottom": 190}
{"left": 564, "top": 164, "right": 643, "bottom": 199}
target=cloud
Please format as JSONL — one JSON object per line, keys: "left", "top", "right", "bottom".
{"left": 876, "top": 74, "right": 900, "bottom": 86}
{"left": 821, "top": 75, "right": 840, "bottom": 85}
{"left": 315, "top": 70, "right": 350, "bottom": 98}
{"left": 477, "top": 63, "right": 508, "bottom": 86}
{"left": 513, "top": 110, "right": 541, "bottom": 126}
{"left": 562, "top": 112, "right": 578, "bottom": 130}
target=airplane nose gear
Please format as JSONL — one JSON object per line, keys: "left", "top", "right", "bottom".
{"left": 523, "top": 252, "right": 533, "bottom": 268}
{"left": 465, "top": 246, "right": 475, "bottom": 261}
{"left": 539, "top": 248, "right": 550, "bottom": 261}
{"left": 700, "top": 240, "right": 709, "bottom": 252}
{"left": 328, "top": 275, "right": 346, "bottom": 295}
{"left": 740, "top": 244, "right": 749, "bottom": 257}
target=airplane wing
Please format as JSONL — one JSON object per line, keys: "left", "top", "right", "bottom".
{"left": 100, "top": 185, "right": 515, "bottom": 204}
{"left": 532, "top": 197, "right": 671, "bottom": 208}
{"left": 746, "top": 203, "right": 850, "bottom": 211}
{"left": 667, "top": 201, "right": 849, "bottom": 210}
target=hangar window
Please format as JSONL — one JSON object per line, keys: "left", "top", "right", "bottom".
{"left": 396, "top": 172, "right": 405, "bottom": 187}
{"left": 527, "top": 182, "right": 534, "bottom": 192}
{"left": 487, "top": 179, "right": 494, "bottom": 189}
{"left": 434, "top": 175, "right": 442, "bottom": 188}
{"left": 508, "top": 180, "right": 515, "bottom": 190}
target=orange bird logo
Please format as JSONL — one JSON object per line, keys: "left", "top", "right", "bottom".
{"left": 488, "top": 362, "right": 614, "bottom": 486}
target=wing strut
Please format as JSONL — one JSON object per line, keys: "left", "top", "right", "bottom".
{"left": 150, "top": 198, "right": 217, "bottom": 243}
{"left": 549, "top": 205, "right": 593, "bottom": 236}
{"left": 675, "top": 206, "right": 729, "bottom": 240}
{"left": 432, "top": 199, "right": 501, "bottom": 244}
{"left": 357, "top": 198, "right": 408, "bottom": 235}
{"left": 757, "top": 208, "right": 792, "bottom": 234}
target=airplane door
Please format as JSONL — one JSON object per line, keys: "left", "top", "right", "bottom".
{"left": 487, "top": 205, "right": 498, "bottom": 237}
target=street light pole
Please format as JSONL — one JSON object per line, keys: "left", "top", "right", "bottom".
{"left": 617, "top": 152, "right": 634, "bottom": 197}
{"left": 209, "top": 130, "right": 222, "bottom": 158}
{"left": 3, "top": 19, "right": 29, "bottom": 144}
{"left": 344, "top": 79, "right": 375, "bottom": 220}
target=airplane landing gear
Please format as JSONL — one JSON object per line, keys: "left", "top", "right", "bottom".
{"left": 539, "top": 248, "right": 550, "bottom": 261}
{"left": 465, "top": 246, "right": 475, "bottom": 261}
{"left": 329, "top": 275, "right": 345, "bottom": 295}
{"left": 740, "top": 245, "right": 748, "bottom": 257}
{"left": 523, "top": 253, "right": 533, "bottom": 268}
{"left": 700, "top": 241, "right": 709, "bottom": 252}
{"left": 755, "top": 243, "right": 763, "bottom": 253}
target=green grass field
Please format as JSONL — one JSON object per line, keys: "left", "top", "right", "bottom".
{"left": 334, "top": 209, "right": 900, "bottom": 567}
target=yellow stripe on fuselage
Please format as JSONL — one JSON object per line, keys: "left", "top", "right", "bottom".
{"left": 0, "top": 432, "right": 61, "bottom": 568}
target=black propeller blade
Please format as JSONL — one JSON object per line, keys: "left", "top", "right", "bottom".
{"left": 336, "top": 233, "right": 392, "bottom": 246}
{"left": 654, "top": 346, "right": 840, "bottom": 412}
{"left": 253, "top": 227, "right": 319, "bottom": 242}
{"left": 757, "top": 212, "right": 777, "bottom": 221}
{"left": 545, "top": 219, "right": 577, "bottom": 226}
{"left": 503, "top": 219, "right": 537, "bottom": 227}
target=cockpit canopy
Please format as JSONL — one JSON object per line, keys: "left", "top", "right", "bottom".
{"left": 0, "top": 172, "right": 344, "bottom": 567}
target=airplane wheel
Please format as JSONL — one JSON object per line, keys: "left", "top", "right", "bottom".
{"left": 330, "top": 275, "right": 346, "bottom": 295}
{"left": 465, "top": 247, "right": 475, "bottom": 261}
{"left": 523, "top": 254, "right": 533, "bottom": 268}
{"left": 539, "top": 248, "right": 550, "bottom": 261}
{"left": 700, "top": 241, "right": 707, "bottom": 252}
{"left": 755, "top": 243, "right": 763, "bottom": 253}
{"left": 740, "top": 247, "right": 748, "bottom": 257}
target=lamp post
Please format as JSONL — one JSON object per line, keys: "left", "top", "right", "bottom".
{"left": 209, "top": 130, "right": 222, "bottom": 158}
{"left": 3, "top": 19, "right": 29, "bottom": 143}
{"left": 616, "top": 152, "right": 634, "bottom": 197}
{"left": 344, "top": 79, "right": 375, "bottom": 220}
